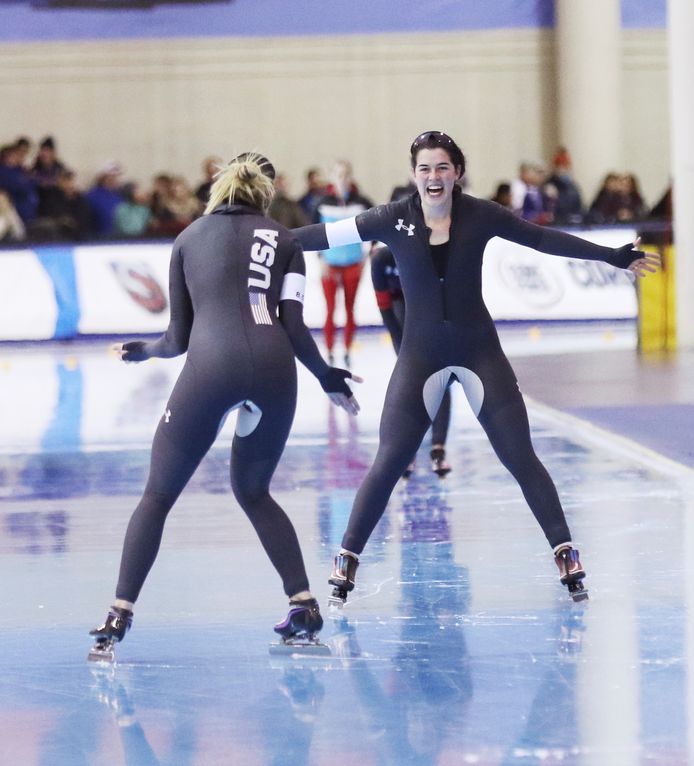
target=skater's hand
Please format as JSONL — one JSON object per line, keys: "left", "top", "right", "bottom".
{"left": 112, "top": 341, "right": 149, "bottom": 363}
{"left": 319, "top": 367, "right": 363, "bottom": 415}
{"left": 610, "top": 237, "right": 661, "bottom": 277}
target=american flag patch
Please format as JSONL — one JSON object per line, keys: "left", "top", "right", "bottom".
{"left": 249, "top": 291, "right": 273, "bottom": 325}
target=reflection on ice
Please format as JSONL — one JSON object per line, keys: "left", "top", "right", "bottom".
{"left": 0, "top": 335, "right": 692, "bottom": 764}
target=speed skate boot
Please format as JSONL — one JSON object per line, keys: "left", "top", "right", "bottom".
{"left": 430, "top": 447, "right": 451, "bottom": 478}
{"left": 88, "top": 606, "right": 133, "bottom": 664}
{"left": 271, "top": 598, "right": 329, "bottom": 655}
{"left": 328, "top": 551, "right": 359, "bottom": 607}
{"left": 554, "top": 545, "right": 588, "bottom": 602}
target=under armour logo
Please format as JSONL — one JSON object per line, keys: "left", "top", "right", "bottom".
{"left": 395, "top": 219, "right": 415, "bottom": 236}
{"left": 164, "top": 408, "right": 171, "bottom": 423}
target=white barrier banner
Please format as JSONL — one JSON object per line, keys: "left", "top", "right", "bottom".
{"left": 0, "top": 226, "right": 639, "bottom": 344}
{"left": 0, "top": 251, "right": 58, "bottom": 341}
{"left": 75, "top": 244, "right": 171, "bottom": 335}
{"left": 482, "top": 228, "right": 638, "bottom": 320}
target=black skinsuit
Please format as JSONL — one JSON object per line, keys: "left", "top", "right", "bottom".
{"left": 116, "top": 203, "right": 332, "bottom": 602}
{"left": 371, "top": 244, "right": 450, "bottom": 448}
{"left": 296, "top": 189, "right": 636, "bottom": 554}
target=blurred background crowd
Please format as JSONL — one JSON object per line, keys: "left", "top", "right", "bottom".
{"left": 0, "top": 133, "right": 672, "bottom": 247}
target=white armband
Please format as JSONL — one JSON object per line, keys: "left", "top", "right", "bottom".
{"left": 325, "top": 217, "right": 362, "bottom": 248}
{"left": 280, "top": 272, "right": 306, "bottom": 303}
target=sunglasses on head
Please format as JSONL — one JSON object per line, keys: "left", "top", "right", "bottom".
{"left": 410, "top": 131, "right": 457, "bottom": 156}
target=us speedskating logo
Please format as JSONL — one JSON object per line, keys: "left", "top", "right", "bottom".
{"left": 395, "top": 219, "right": 415, "bottom": 236}
{"left": 110, "top": 261, "right": 167, "bottom": 314}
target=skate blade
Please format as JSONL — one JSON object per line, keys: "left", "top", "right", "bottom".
{"left": 269, "top": 640, "right": 331, "bottom": 657}
{"left": 567, "top": 581, "right": 589, "bottom": 603}
{"left": 328, "top": 584, "right": 349, "bottom": 609}
{"left": 87, "top": 646, "right": 115, "bottom": 664}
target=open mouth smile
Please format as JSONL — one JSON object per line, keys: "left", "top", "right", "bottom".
{"left": 426, "top": 184, "right": 444, "bottom": 198}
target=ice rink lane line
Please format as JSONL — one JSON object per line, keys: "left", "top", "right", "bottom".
{"left": 526, "top": 396, "right": 694, "bottom": 482}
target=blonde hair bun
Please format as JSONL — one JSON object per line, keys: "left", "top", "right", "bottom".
{"left": 204, "top": 151, "right": 276, "bottom": 215}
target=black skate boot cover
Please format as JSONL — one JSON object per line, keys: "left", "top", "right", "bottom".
{"left": 430, "top": 447, "right": 451, "bottom": 477}
{"left": 554, "top": 546, "right": 586, "bottom": 585}
{"left": 274, "top": 598, "right": 323, "bottom": 639}
{"left": 89, "top": 607, "right": 133, "bottom": 642}
{"left": 328, "top": 552, "right": 359, "bottom": 591}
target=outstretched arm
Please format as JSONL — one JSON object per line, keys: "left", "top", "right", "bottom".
{"left": 537, "top": 229, "right": 660, "bottom": 275}
{"left": 292, "top": 223, "right": 332, "bottom": 251}
{"left": 601, "top": 237, "right": 661, "bottom": 276}
{"left": 278, "top": 246, "right": 362, "bottom": 414}
{"left": 494, "top": 203, "right": 662, "bottom": 275}
{"left": 293, "top": 212, "right": 375, "bottom": 251}
{"left": 113, "top": 244, "right": 193, "bottom": 363}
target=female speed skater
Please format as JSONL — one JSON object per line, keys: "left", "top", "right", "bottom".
{"left": 88, "top": 153, "right": 361, "bottom": 662}
{"left": 293, "top": 131, "right": 660, "bottom": 603}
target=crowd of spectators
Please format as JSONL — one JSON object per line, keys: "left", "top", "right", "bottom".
{"left": 0, "top": 136, "right": 218, "bottom": 245}
{"left": 0, "top": 134, "right": 673, "bottom": 247}
{"left": 504, "top": 147, "right": 668, "bottom": 228}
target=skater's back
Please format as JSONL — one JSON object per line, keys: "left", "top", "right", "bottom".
{"left": 167, "top": 205, "right": 305, "bottom": 367}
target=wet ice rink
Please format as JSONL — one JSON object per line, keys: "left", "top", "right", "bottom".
{"left": 1, "top": 325, "right": 693, "bottom": 765}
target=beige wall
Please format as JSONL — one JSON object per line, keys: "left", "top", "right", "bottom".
{"left": 621, "top": 30, "right": 670, "bottom": 204}
{"left": 0, "top": 28, "right": 668, "bottom": 206}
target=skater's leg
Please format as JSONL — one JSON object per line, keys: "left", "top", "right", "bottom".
{"left": 230, "top": 376, "right": 311, "bottom": 598}
{"left": 341, "top": 364, "right": 432, "bottom": 554}
{"left": 116, "top": 367, "right": 225, "bottom": 602}
{"left": 231, "top": 450, "right": 310, "bottom": 597}
{"left": 477, "top": 390, "right": 571, "bottom": 548}
{"left": 465, "top": 353, "right": 586, "bottom": 598}
{"left": 431, "top": 388, "right": 451, "bottom": 448}
{"left": 321, "top": 265, "right": 339, "bottom": 356}
{"left": 430, "top": 388, "right": 452, "bottom": 476}
{"left": 90, "top": 378, "right": 226, "bottom": 662}
{"left": 342, "top": 261, "right": 363, "bottom": 357}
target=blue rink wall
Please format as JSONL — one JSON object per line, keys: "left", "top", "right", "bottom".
{"left": 0, "top": 0, "right": 666, "bottom": 42}
{"left": 0, "top": 227, "right": 639, "bottom": 342}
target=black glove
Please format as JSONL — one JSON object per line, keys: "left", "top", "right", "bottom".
{"left": 318, "top": 367, "right": 353, "bottom": 396}
{"left": 121, "top": 341, "right": 149, "bottom": 362}
{"left": 608, "top": 242, "right": 644, "bottom": 270}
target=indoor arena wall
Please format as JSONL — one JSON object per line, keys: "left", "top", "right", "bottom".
{"left": 0, "top": 27, "right": 668, "bottom": 205}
